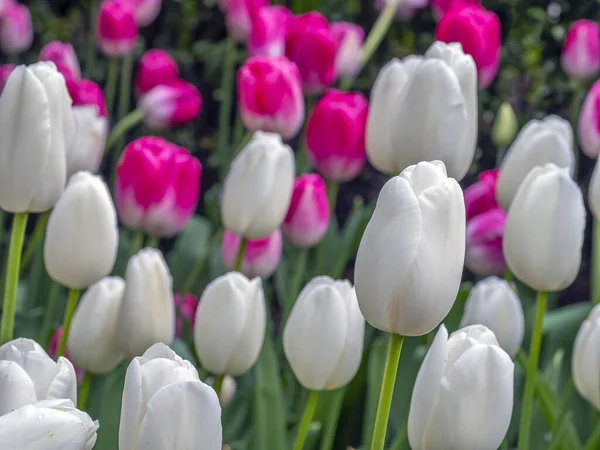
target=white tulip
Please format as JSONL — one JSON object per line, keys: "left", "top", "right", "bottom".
{"left": 0, "top": 338, "right": 77, "bottom": 416}
{"left": 67, "top": 276, "right": 125, "bottom": 374}
{"left": 0, "top": 399, "right": 98, "bottom": 450}
{"left": 0, "top": 62, "right": 75, "bottom": 213}
{"left": 460, "top": 277, "right": 524, "bottom": 357}
{"left": 67, "top": 105, "right": 108, "bottom": 179}
{"left": 573, "top": 304, "right": 600, "bottom": 410}
{"left": 44, "top": 171, "right": 118, "bottom": 289}
{"left": 117, "top": 248, "right": 175, "bottom": 358}
{"left": 503, "top": 164, "right": 585, "bottom": 292}
{"left": 366, "top": 41, "right": 477, "bottom": 181}
{"left": 119, "top": 343, "right": 222, "bottom": 450}
{"left": 283, "top": 276, "right": 365, "bottom": 391}
{"left": 589, "top": 158, "right": 600, "bottom": 221}
{"left": 408, "top": 325, "right": 514, "bottom": 450}
{"left": 194, "top": 272, "right": 266, "bottom": 376}
{"left": 496, "top": 115, "right": 574, "bottom": 210}
{"left": 221, "top": 131, "right": 295, "bottom": 239}
{"left": 354, "top": 161, "right": 465, "bottom": 336}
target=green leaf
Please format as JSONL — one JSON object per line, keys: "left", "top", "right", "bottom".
{"left": 362, "top": 334, "right": 387, "bottom": 447}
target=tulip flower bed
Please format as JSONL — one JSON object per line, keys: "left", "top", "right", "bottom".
{"left": 1, "top": 0, "right": 600, "bottom": 449}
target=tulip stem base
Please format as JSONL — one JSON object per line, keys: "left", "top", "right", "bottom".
{"left": 233, "top": 237, "right": 247, "bottom": 273}
{"left": 129, "top": 230, "right": 145, "bottom": 258}
{"left": 592, "top": 220, "right": 600, "bottom": 304}
{"left": 213, "top": 374, "right": 224, "bottom": 398}
{"left": 293, "top": 390, "right": 320, "bottom": 450}
{"left": 146, "top": 235, "right": 160, "bottom": 249}
{"left": 21, "top": 211, "right": 49, "bottom": 272}
{"left": 56, "top": 288, "right": 81, "bottom": 358}
{"left": 370, "top": 333, "right": 405, "bottom": 450}
{"left": 78, "top": 372, "right": 93, "bottom": 410}
{"left": 105, "top": 109, "right": 145, "bottom": 154}
{"left": 0, "top": 212, "right": 29, "bottom": 345}
{"left": 518, "top": 290, "right": 547, "bottom": 450}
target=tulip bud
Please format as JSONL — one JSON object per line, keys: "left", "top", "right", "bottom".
{"left": 135, "top": 49, "right": 179, "bottom": 96}
{"left": 0, "top": 399, "right": 99, "bottom": 449}
{"left": 118, "top": 248, "right": 175, "bottom": 357}
{"left": 306, "top": 89, "right": 368, "bottom": 182}
{"left": 67, "top": 277, "right": 125, "bottom": 374}
{"left": 248, "top": 6, "right": 292, "bottom": 57}
{"left": 431, "top": 0, "right": 481, "bottom": 21}
{"left": 237, "top": 56, "right": 304, "bottom": 140}
{"left": 0, "top": 64, "right": 14, "bottom": 94}
{"left": 408, "top": 325, "right": 514, "bottom": 450}
{"left": 67, "top": 106, "right": 108, "bottom": 178}
{"left": 193, "top": 272, "right": 266, "bottom": 376}
{"left": 460, "top": 277, "right": 524, "bottom": 357}
{"left": 465, "top": 208, "right": 506, "bottom": 277}
{"left": 354, "top": 161, "right": 465, "bottom": 336}
{"left": 496, "top": 115, "right": 574, "bottom": 210}
{"left": 578, "top": 80, "right": 600, "bottom": 159}
{"left": 174, "top": 293, "right": 199, "bottom": 337}
{"left": 491, "top": 102, "right": 518, "bottom": 148}
{"left": 138, "top": 79, "right": 202, "bottom": 129}
{"left": 0, "top": 3, "right": 33, "bottom": 54}
{"left": 331, "top": 22, "right": 364, "bottom": 78}
{"left": 96, "top": 0, "right": 139, "bottom": 57}
{"left": 44, "top": 172, "right": 118, "bottom": 289}
{"left": 219, "top": 375, "right": 237, "bottom": 406}
{"left": 221, "top": 229, "right": 282, "bottom": 279}
{"left": 221, "top": 132, "right": 295, "bottom": 239}
{"left": 463, "top": 168, "right": 499, "bottom": 221}
{"left": 283, "top": 174, "right": 330, "bottom": 247}
{"left": 590, "top": 159, "right": 600, "bottom": 221}
{"left": 127, "top": 0, "right": 161, "bottom": 27}
{"left": 39, "top": 41, "right": 81, "bottom": 81}
{"left": 283, "top": 276, "right": 365, "bottom": 390}
{"left": 366, "top": 41, "right": 477, "bottom": 181}
{"left": 503, "top": 164, "right": 585, "bottom": 292}
{"left": 285, "top": 12, "right": 337, "bottom": 94}
{"left": 561, "top": 20, "right": 600, "bottom": 81}
{"left": 119, "top": 343, "right": 222, "bottom": 450}
{"left": 222, "top": 0, "right": 267, "bottom": 42}
{"left": 573, "top": 304, "right": 600, "bottom": 410}
{"left": 116, "top": 136, "right": 201, "bottom": 237}
{"left": 0, "top": 62, "right": 75, "bottom": 213}
{"left": 0, "top": 338, "right": 77, "bottom": 415}
{"left": 67, "top": 78, "right": 108, "bottom": 117}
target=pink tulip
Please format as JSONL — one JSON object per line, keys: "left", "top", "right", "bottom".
{"left": 221, "top": 0, "right": 268, "bottom": 42}
{"left": 135, "top": 49, "right": 179, "bottom": 96}
{"left": 463, "top": 168, "right": 499, "bottom": 221}
{"left": 125, "top": 0, "right": 161, "bottom": 27}
{"left": 578, "top": 79, "right": 600, "bottom": 159}
{"left": 174, "top": 293, "right": 199, "bottom": 337}
{"left": 96, "top": 0, "right": 139, "bottom": 57}
{"left": 431, "top": 0, "right": 480, "bottom": 20}
{"left": 67, "top": 78, "right": 108, "bottom": 118}
{"left": 237, "top": 56, "right": 304, "bottom": 140}
{"left": 561, "top": 20, "right": 600, "bottom": 82}
{"left": 0, "top": 3, "right": 33, "bottom": 54}
{"left": 283, "top": 174, "right": 330, "bottom": 248}
{"left": 138, "top": 79, "right": 202, "bottom": 128}
{"left": 285, "top": 12, "right": 337, "bottom": 94}
{"left": 221, "top": 229, "right": 282, "bottom": 279}
{"left": 465, "top": 207, "right": 506, "bottom": 276}
{"left": 248, "top": 5, "right": 292, "bottom": 57}
{"left": 0, "top": 64, "right": 14, "bottom": 94}
{"left": 116, "top": 136, "right": 202, "bottom": 237}
{"left": 49, "top": 327, "right": 84, "bottom": 380}
{"left": 39, "top": 41, "right": 81, "bottom": 81}
{"left": 331, "top": 22, "right": 364, "bottom": 78}
{"left": 0, "top": 0, "right": 11, "bottom": 18}
{"left": 435, "top": 3, "right": 501, "bottom": 89}
{"left": 306, "top": 89, "right": 368, "bottom": 182}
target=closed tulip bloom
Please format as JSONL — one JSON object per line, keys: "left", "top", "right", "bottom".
{"left": 248, "top": 6, "right": 292, "bottom": 57}
{"left": 96, "top": 0, "right": 139, "bottom": 57}
{"left": 366, "top": 41, "right": 477, "bottom": 181}
{"left": 221, "top": 229, "right": 282, "bottom": 279}
{"left": 223, "top": 0, "right": 268, "bottom": 42}
{"left": 44, "top": 172, "right": 118, "bottom": 289}
{"left": 127, "top": 0, "right": 161, "bottom": 27}
{"left": 237, "top": 56, "right": 304, "bottom": 140}
{"left": 463, "top": 168, "right": 499, "bottom": 221}
{"left": 331, "top": 22, "right": 364, "bottom": 78}
{"left": 135, "top": 49, "right": 179, "bottom": 96}
{"left": 0, "top": 338, "right": 77, "bottom": 416}
{"left": 118, "top": 248, "right": 175, "bottom": 357}
{"left": 0, "top": 64, "right": 14, "bottom": 94}
{"left": 573, "top": 304, "right": 600, "bottom": 410}
{"left": 0, "top": 3, "right": 33, "bottom": 54}
{"left": 39, "top": 41, "right": 81, "bottom": 81}
{"left": 174, "top": 293, "right": 199, "bottom": 337}
{"left": 408, "top": 325, "right": 514, "bottom": 450}
{"left": 194, "top": 272, "right": 266, "bottom": 376}
{"left": 491, "top": 102, "right": 518, "bottom": 148}
{"left": 67, "top": 105, "right": 108, "bottom": 178}
{"left": 0, "top": 62, "right": 75, "bottom": 213}
{"left": 283, "top": 276, "right": 365, "bottom": 390}
{"left": 431, "top": 0, "right": 480, "bottom": 20}
{"left": 119, "top": 343, "right": 222, "bottom": 450}
{"left": 67, "top": 78, "right": 108, "bottom": 117}
{"left": 590, "top": 159, "right": 600, "bottom": 221}
{"left": 116, "top": 136, "right": 201, "bottom": 237}
{"left": 503, "top": 164, "right": 585, "bottom": 292}
{"left": 354, "top": 161, "right": 465, "bottom": 336}
{"left": 221, "top": 132, "right": 295, "bottom": 239}
{"left": 465, "top": 208, "right": 506, "bottom": 276}
{"left": 578, "top": 80, "right": 600, "bottom": 159}
{"left": 496, "top": 115, "right": 574, "bottom": 210}
{"left": 138, "top": 79, "right": 202, "bottom": 129}
{"left": 460, "top": 277, "right": 524, "bottom": 357}
{"left": 561, "top": 20, "right": 600, "bottom": 81}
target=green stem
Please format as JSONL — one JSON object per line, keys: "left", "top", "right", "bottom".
{"left": 0, "top": 213, "right": 29, "bottom": 345}
{"left": 105, "top": 58, "right": 120, "bottom": 117}
{"left": 504, "top": 267, "right": 512, "bottom": 282}
{"left": 146, "top": 236, "right": 160, "bottom": 249}
{"left": 129, "top": 230, "right": 145, "bottom": 258}
{"left": 84, "top": 0, "right": 97, "bottom": 78}
{"left": 584, "top": 423, "right": 600, "bottom": 450}
{"left": 114, "top": 52, "right": 135, "bottom": 150}
{"left": 21, "top": 211, "right": 49, "bottom": 272}
{"left": 78, "top": 372, "right": 93, "bottom": 410}
{"left": 327, "top": 181, "right": 339, "bottom": 213}
{"left": 319, "top": 388, "right": 345, "bottom": 450}
{"left": 55, "top": 288, "right": 80, "bottom": 358}
{"left": 293, "top": 390, "right": 320, "bottom": 450}
{"left": 285, "top": 248, "right": 308, "bottom": 320}
{"left": 105, "top": 109, "right": 145, "bottom": 154}
{"left": 39, "top": 281, "right": 60, "bottom": 346}
{"left": 518, "top": 290, "right": 548, "bottom": 450}
{"left": 216, "top": 37, "right": 238, "bottom": 176}
{"left": 370, "top": 333, "right": 405, "bottom": 450}
{"left": 389, "top": 425, "right": 408, "bottom": 450}
{"left": 592, "top": 220, "right": 600, "bottom": 304}
{"left": 213, "top": 374, "right": 224, "bottom": 398}
{"left": 233, "top": 237, "right": 247, "bottom": 273}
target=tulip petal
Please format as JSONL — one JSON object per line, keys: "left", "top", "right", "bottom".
{"left": 573, "top": 318, "right": 600, "bottom": 409}
{"left": 119, "top": 359, "right": 144, "bottom": 450}
{"left": 46, "top": 357, "right": 77, "bottom": 405}
{"left": 0, "top": 361, "right": 37, "bottom": 416}
{"left": 590, "top": 159, "right": 600, "bottom": 221}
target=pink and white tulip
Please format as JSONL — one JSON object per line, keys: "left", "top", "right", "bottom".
{"left": 174, "top": 293, "right": 199, "bottom": 337}
{"left": 125, "top": 0, "right": 161, "bottom": 27}
{"left": 135, "top": 48, "right": 179, "bottom": 96}
{"left": 67, "top": 78, "right": 108, "bottom": 118}
{"left": 0, "top": 3, "right": 33, "bottom": 54}
{"left": 96, "top": 0, "right": 139, "bottom": 57}
{"left": 220, "top": 0, "right": 267, "bottom": 42}
{"left": 67, "top": 106, "right": 109, "bottom": 178}
{"left": 138, "top": 79, "right": 202, "bottom": 128}
{"left": 331, "top": 22, "right": 364, "bottom": 78}
{"left": 48, "top": 327, "right": 84, "bottom": 381}
{"left": 0, "top": 64, "right": 14, "bottom": 94}
{"left": 465, "top": 207, "right": 507, "bottom": 276}
{"left": 579, "top": 80, "right": 600, "bottom": 159}
{"left": 39, "top": 41, "right": 81, "bottom": 81}
{"left": 431, "top": 0, "right": 480, "bottom": 20}
{"left": 248, "top": 5, "right": 292, "bottom": 57}
{"left": 561, "top": 20, "right": 600, "bottom": 82}
{"left": 221, "top": 229, "right": 282, "bottom": 279}
{"left": 463, "top": 168, "right": 499, "bottom": 221}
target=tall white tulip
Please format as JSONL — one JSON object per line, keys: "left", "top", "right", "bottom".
{"left": 572, "top": 304, "right": 600, "bottom": 409}
{"left": 408, "top": 325, "right": 514, "bottom": 450}
{"left": 460, "top": 276, "right": 524, "bottom": 357}
{"left": 283, "top": 276, "right": 365, "bottom": 391}
{"left": 503, "top": 164, "right": 585, "bottom": 291}
{"left": 590, "top": 158, "right": 600, "bottom": 221}
{"left": 0, "top": 62, "right": 75, "bottom": 213}
{"left": 366, "top": 41, "right": 477, "bottom": 181}
{"left": 117, "top": 248, "right": 175, "bottom": 358}
{"left": 221, "top": 131, "right": 295, "bottom": 239}
{"left": 67, "top": 105, "right": 108, "bottom": 179}
{"left": 194, "top": 272, "right": 266, "bottom": 376}
{"left": 354, "top": 161, "right": 465, "bottom": 336}
{"left": 119, "top": 343, "right": 222, "bottom": 450}
{"left": 496, "top": 115, "right": 574, "bottom": 210}
{"left": 67, "top": 277, "right": 125, "bottom": 374}
{"left": 44, "top": 171, "right": 118, "bottom": 289}
{"left": 0, "top": 338, "right": 77, "bottom": 416}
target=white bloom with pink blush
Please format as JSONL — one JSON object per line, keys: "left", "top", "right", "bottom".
{"left": 0, "top": 3, "right": 33, "bottom": 55}
{"left": 578, "top": 79, "right": 600, "bottom": 159}
{"left": 221, "top": 229, "right": 282, "bottom": 279}
{"left": 561, "top": 20, "right": 600, "bottom": 81}
{"left": 39, "top": 41, "right": 81, "bottom": 81}
{"left": 331, "top": 22, "right": 364, "bottom": 78}
{"left": 138, "top": 79, "right": 202, "bottom": 129}
{"left": 248, "top": 6, "right": 292, "bottom": 57}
